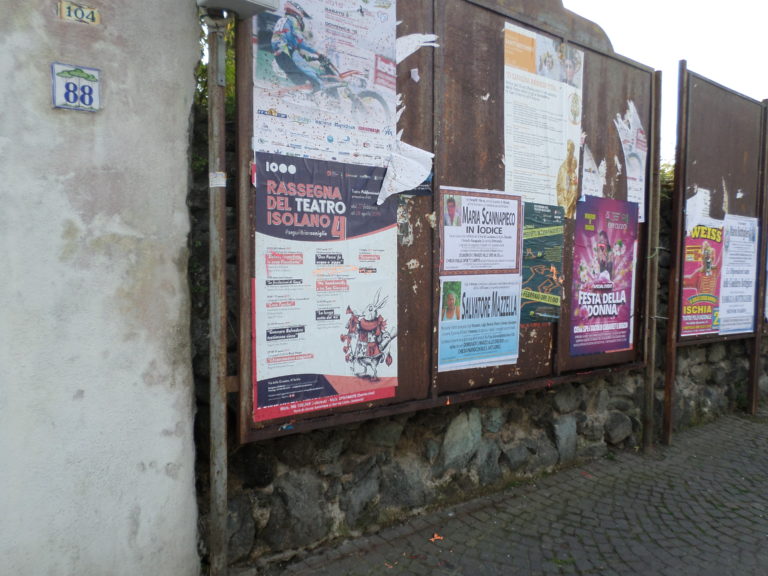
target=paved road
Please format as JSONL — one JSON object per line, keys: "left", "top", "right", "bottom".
{"left": 252, "top": 411, "right": 768, "bottom": 575}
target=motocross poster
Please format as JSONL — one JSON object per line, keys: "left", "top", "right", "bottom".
{"left": 252, "top": 0, "right": 396, "bottom": 167}
{"left": 252, "top": 152, "right": 398, "bottom": 422}
{"left": 503, "top": 22, "right": 583, "bottom": 215}
{"left": 438, "top": 274, "right": 522, "bottom": 372}
{"left": 570, "top": 196, "right": 638, "bottom": 356}
{"left": 521, "top": 202, "right": 564, "bottom": 323}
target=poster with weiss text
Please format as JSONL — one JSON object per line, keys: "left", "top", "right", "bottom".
{"left": 252, "top": 152, "right": 398, "bottom": 422}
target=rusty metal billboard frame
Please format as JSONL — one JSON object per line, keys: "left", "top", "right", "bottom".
{"left": 233, "top": 1, "right": 661, "bottom": 444}
{"left": 663, "top": 60, "right": 768, "bottom": 444}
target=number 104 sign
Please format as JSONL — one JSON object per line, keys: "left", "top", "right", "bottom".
{"left": 51, "top": 62, "right": 101, "bottom": 112}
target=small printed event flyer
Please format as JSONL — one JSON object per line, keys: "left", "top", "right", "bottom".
{"left": 437, "top": 186, "right": 524, "bottom": 372}
{"left": 570, "top": 196, "right": 638, "bottom": 356}
{"left": 521, "top": 202, "right": 565, "bottom": 323}
{"left": 718, "top": 214, "right": 758, "bottom": 335}
{"left": 439, "top": 187, "right": 522, "bottom": 274}
{"left": 438, "top": 274, "right": 522, "bottom": 372}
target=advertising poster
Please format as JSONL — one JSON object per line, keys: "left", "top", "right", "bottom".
{"left": 438, "top": 274, "right": 522, "bottom": 371}
{"left": 580, "top": 145, "right": 605, "bottom": 199}
{"left": 252, "top": 0, "right": 396, "bottom": 166}
{"left": 718, "top": 214, "right": 758, "bottom": 335}
{"left": 252, "top": 152, "right": 398, "bottom": 422}
{"left": 765, "top": 246, "right": 768, "bottom": 323}
{"left": 614, "top": 100, "right": 648, "bottom": 222}
{"left": 570, "top": 196, "right": 638, "bottom": 355}
{"left": 680, "top": 189, "right": 723, "bottom": 337}
{"left": 503, "top": 22, "right": 583, "bottom": 215}
{"left": 521, "top": 203, "right": 564, "bottom": 323}
{"left": 440, "top": 186, "right": 522, "bottom": 273}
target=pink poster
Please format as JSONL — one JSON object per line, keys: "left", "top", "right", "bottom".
{"left": 680, "top": 217, "right": 723, "bottom": 336}
{"left": 570, "top": 196, "right": 638, "bottom": 356}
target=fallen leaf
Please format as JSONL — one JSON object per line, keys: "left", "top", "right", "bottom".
{"left": 429, "top": 532, "right": 444, "bottom": 542}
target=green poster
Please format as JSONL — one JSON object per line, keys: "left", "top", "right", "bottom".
{"left": 521, "top": 203, "right": 564, "bottom": 323}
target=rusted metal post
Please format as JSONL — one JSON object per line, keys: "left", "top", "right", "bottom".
{"left": 207, "top": 13, "right": 229, "bottom": 576}
{"left": 747, "top": 99, "right": 768, "bottom": 415}
{"left": 663, "top": 60, "right": 689, "bottom": 445}
{"left": 235, "top": 15, "right": 253, "bottom": 444}
{"left": 643, "top": 70, "right": 662, "bottom": 450}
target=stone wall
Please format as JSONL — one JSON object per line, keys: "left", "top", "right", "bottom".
{"left": 222, "top": 376, "right": 647, "bottom": 564}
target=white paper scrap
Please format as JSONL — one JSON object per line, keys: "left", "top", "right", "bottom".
{"left": 377, "top": 142, "right": 434, "bottom": 205}
{"left": 209, "top": 172, "right": 227, "bottom": 188}
{"left": 396, "top": 34, "right": 439, "bottom": 64}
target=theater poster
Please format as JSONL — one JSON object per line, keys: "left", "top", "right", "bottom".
{"left": 252, "top": 152, "right": 398, "bottom": 422}
{"left": 570, "top": 196, "right": 638, "bottom": 355}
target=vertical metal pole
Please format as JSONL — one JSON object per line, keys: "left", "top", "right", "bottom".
{"left": 207, "top": 14, "right": 229, "bottom": 576}
{"left": 663, "top": 60, "right": 689, "bottom": 445}
{"left": 643, "top": 70, "right": 663, "bottom": 450}
{"left": 747, "top": 100, "right": 768, "bottom": 415}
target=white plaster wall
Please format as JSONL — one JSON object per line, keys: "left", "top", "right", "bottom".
{"left": 0, "top": 2, "right": 201, "bottom": 574}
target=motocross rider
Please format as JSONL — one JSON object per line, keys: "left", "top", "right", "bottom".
{"left": 271, "top": 1, "right": 328, "bottom": 92}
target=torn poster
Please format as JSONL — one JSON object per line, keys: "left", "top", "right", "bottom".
{"left": 614, "top": 100, "right": 648, "bottom": 222}
{"left": 503, "top": 22, "right": 583, "bottom": 216}
{"left": 252, "top": 0, "right": 396, "bottom": 167}
{"left": 377, "top": 140, "right": 434, "bottom": 204}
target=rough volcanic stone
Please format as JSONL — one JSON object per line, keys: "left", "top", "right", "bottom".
{"left": 227, "top": 494, "right": 254, "bottom": 563}
{"left": 482, "top": 406, "right": 507, "bottom": 434}
{"left": 230, "top": 444, "right": 276, "bottom": 489}
{"left": 553, "top": 415, "right": 577, "bottom": 463}
{"left": 708, "top": 343, "right": 726, "bottom": 363}
{"left": 341, "top": 466, "right": 380, "bottom": 528}
{"left": 276, "top": 431, "right": 347, "bottom": 467}
{"left": 380, "top": 454, "right": 429, "bottom": 509}
{"left": 554, "top": 384, "right": 579, "bottom": 414}
{"left": 263, "top": 470, "right": 330, "bottom": 550}
{"left": 473, "top": 438, "right": 503, "bottom": 484}
{"left": 441, "top": 409, "right": 482, "bottom": 470}
{"left": 362, "top": 419, "right": 405, "bottom": 449}
{"left": 604, "top": 411, "right": 633, "bottom": 445}
{"left": 500, "top": 441, "right": 530, "bottom": 472}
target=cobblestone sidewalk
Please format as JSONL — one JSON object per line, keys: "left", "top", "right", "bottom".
{"left": 247, "top": 411, "right": 768, "bottom": 575}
